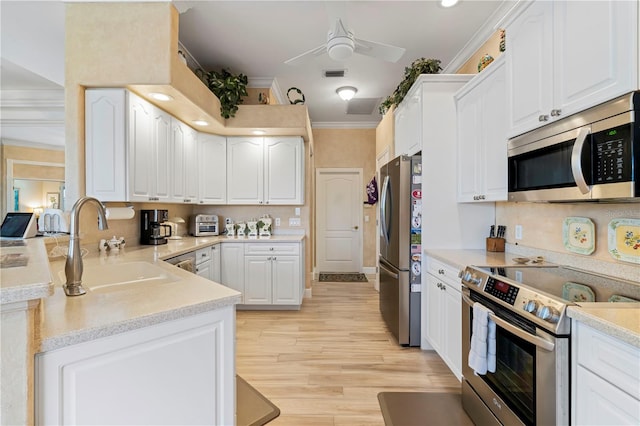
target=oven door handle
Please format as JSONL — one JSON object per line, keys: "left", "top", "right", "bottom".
{"left": 462, "top": 293, "right": 555, "bottom": 352}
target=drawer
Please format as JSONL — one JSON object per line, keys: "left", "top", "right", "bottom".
{"left": 426, "top": 256, "right": 463, "bottom": 288}
{"left": 195, "top": 247, "right": 212, "bottom": 264}
{"left": 575, "top": 321, "right": 640, "bottom": 398}
{"left": 244, "top": 242, "right": 300, "bottom": 256}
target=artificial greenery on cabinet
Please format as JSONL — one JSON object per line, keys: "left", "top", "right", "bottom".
{"left": 379, "top": 58, "right": 442, "bottom": 115}
{"left": 196, "top": 68, "right": 249, "bottom": 118}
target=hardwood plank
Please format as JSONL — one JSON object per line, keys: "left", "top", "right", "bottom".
{"left": 236, "top": 281, "right": 461, "bottom": 424}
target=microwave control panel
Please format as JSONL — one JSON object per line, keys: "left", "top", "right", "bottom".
{"left": 592, "top": 124, "right": 632, "bottom": 184}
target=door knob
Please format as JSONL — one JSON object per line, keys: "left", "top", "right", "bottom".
{"left": 354, "top": 226, "right": 359, "bottom": 230}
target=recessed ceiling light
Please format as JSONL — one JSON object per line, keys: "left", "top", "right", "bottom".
{"left": 252, "top": 130, "right": 266, "bottom": 135}
{"left": 193, "top": 120, "right": 209, "bottom": 126}
{"left": 149, "top": 93, "right": 173, "bottom": 102}
{"left": 336, "top": 86, "right": 357, "bottom": 101}
{"left": 441, "top": 0, "right": 459, "bottom": 7}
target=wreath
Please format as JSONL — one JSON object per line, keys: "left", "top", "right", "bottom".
{"left": 287, "top": 87, "right": 305, "bottom": 105}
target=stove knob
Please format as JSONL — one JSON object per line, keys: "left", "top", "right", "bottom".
{"left": 537, "top": 306, "right": 560, "bottom": 323}
{"left": 523, "top": 300, "right": 539, "bottom": 314}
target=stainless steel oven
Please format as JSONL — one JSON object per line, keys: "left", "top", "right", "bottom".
{"left": 459, "top": 265, "right": 640, "bottom": 426}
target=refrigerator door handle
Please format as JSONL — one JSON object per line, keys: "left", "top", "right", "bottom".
{"left": 380, "top": 175, "right": 391, "bottom": 242}
{"left": 379, "top": 261, "right": 399, "bottom": 279}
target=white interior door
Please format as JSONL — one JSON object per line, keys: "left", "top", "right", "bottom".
{"left": 316, "top": 168, "right": 362, "bottom": 273}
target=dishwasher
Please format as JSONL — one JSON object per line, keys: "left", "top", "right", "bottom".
{"left": 164, "top": 251, "right": 196, "bottom": 273}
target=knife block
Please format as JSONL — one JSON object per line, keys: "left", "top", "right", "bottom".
{"left": 486, "top": 237, "right": 505, "bottom": 252}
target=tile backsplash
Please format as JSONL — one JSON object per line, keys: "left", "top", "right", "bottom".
{"left": 496, "top": 201, "right": 640, "bottom": 277}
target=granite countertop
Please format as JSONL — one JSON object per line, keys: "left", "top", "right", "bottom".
{"left": 37, "top": 235, "right": 303, "bottom": 353}
{"left": 424, "top": 248, "right": 640, "bottom": 349}
{"left": 1, "top": 238, "right": 54, "bottom": 305}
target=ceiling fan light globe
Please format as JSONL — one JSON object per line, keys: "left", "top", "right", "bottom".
{"left": 327, "top": 36, "right": 355, "bottom": 61}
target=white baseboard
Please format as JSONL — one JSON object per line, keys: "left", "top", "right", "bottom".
{"left": 362, "top": 266, "right": 377, "bottom": 275}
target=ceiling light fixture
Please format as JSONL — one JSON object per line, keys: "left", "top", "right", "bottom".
{"left": 336, "top": 86, "right": 357, "bottom": 101}
{"left": 252, "top": 130, "right": 266, "bottom": 135}
{"left": 149, "top": 93, "right": 173, "bottom": 102}
{"left": 193, "top": 120, "right": 209, "bottom": 126}
{"left": 441, "top": 0, "right": 459, "bottom": 7}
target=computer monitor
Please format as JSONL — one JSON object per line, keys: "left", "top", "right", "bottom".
{"left": 0, "top": 212, "right": 38, "bottom": 239}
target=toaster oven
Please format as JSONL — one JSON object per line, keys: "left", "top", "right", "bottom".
{"left": 189, "top": 214, "right": 219, "bottom": 236}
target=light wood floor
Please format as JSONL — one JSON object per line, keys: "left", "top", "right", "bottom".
{"left": 236, "top": 280, "right": 461, "bottom": 426}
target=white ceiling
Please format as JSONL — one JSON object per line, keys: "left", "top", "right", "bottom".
{"left": 0, "top": 0, "right": 511, "bottom": 147}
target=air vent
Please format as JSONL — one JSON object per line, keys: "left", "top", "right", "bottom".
{"left": 346, "top": 98, "right": 381, "bottom": 115}
{"left": 323, "top": 69, "right": 346, "bottom": 78}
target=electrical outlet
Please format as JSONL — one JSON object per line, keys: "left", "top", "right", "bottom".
{"left": 289, "top": 217, "right": 301, "bottom": 227}
{"left": 515, "top": 224, "right": 523, "bottom": 240}
{"left": 275, "top": 217, "right": 281, "bottom": 227}
{"left": 294, "top": 207, "right": 300, "bottom": 216}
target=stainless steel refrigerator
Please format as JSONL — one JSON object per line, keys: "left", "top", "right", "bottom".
{"left": 379, "top": 155, "right": 421, "bottom": 346}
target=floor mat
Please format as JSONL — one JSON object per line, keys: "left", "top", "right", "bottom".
{"left": 237, "top": 375, "right": 280, "bottom": 426}
{"left": 377, "top": 392, "right": 474, "bottom": 426}
{"left": 319, "top": 272, "right": 368, "bottom": 282}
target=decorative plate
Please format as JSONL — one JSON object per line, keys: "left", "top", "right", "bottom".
{"left": 562, "top": 217, "right": 595, "bottom": 255}
{"left": 608, "top": 294, "right": 639, "bottom": 303}
{"left": 607, "top": 218, "right": 640, "bottom": 264}
{"left": 562, "top": 282, "right": 595, "bottom": 303}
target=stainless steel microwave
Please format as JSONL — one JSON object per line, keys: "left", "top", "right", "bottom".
{"left": 508, "top": 92, "right": 639, "bottom": 202}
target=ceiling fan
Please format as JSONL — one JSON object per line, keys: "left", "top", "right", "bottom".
{"left": 284, "top": 18, "right": 406, "bottom": 66}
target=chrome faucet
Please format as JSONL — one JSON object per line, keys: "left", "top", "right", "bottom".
{"left": 64, "top": 197, "right": 109, "bottom": 296}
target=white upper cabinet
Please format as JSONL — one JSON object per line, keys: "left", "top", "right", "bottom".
{"left": 170, "top": 118, "right": 198, "bottom": 203}
{"left": 455, "top": 56, "right": 508, "bottom": 202}
{"left": 227, "top": 136, "right": 304, "bottom": 205}
{"left": 505, "top": 0, "right": 638, "bottom": 137}
{"left": 394, "top": 83, "right": 422, "bottom": 157}
{"left": 198, "top": 133, "right": 227, "bottom": 205}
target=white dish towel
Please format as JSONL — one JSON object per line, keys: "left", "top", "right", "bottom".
{"left": 468, "top": 302, "right": 497, "bottom": 375}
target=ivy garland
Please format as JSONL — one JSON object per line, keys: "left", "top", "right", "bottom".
{"left": 378, "top": 58, "right": 442, "bottom": 115}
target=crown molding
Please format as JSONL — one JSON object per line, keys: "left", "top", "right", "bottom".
{"left": 1, "top": 138, "right": 65, "bottom": 150}
{"left": 311, "top": 121, "right": 378, "bottom": 129}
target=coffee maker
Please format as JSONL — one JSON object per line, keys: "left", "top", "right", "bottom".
{"left": 140, "top": 209, "right": 172, "bottom": 245}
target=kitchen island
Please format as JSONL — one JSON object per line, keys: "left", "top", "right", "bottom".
{"left": 2, "top": 236, "right": 245, "bottom": 425}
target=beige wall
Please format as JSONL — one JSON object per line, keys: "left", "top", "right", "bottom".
{"left": 456, "top": 29, "right": 504, "bottom": 75}
{"left": 312, "top": 128, "right": 377, "bottom": 269}
{"left": 496, "top": 202, "right": 640, "bottom": 265}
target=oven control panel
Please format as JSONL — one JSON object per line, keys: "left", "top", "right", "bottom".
{"left": 485, "top": 277, "right": 519, "bottom": 305}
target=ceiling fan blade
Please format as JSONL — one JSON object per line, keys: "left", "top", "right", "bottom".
{"left": 284, "top": 44, "right": 327, "bottom": 66}
{"left": 353, "top": 38, "right": 406, "bottom": 63}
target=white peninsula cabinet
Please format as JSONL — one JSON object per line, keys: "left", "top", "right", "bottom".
{"left": 35, "top": 307, "right": 235, "bottom": 425}
{"left": 198, "top": 134, "right": 227, "bottom": 204}
{"left": 504, "top": 0, "right": 638, "bottom": 137}
{"left": 572, "top": 321, "right": 640, "bottom": 426}
{"left": 423, "top": 255, "right": 462, "bottom": 380}
{"left": 221, "top": 243, "right": 245, "bottom": 299}
{"left": 210, "top": 244, "right": 221, "bottom": 283}
{"left": 85, "top": 89, "right": 197, "bottom": 203}
{"left": 455, "top": 55, "right": 507, "bottom": 203}
{"left": 227, "top": 136, "right": 304, "bottom": 205}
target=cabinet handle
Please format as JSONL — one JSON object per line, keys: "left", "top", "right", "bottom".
{"left": 259, "top": 201, "right": 263, "bottom": 204}
{"left": 438, "top": 269, "right": 445, "bottom": 275}
{"left": 184, "top": 199, "right": 191, "bottom": 203}
{"left": 273, "top": 257, "right": 277, "bottom": 261}
{"left": 550, "top": 109, "right": 562, "bottom": 117}
{"left": 538, "top": 114, "right": 549, "bottom": 122}
{"left": 267, "top": 256, "right": 272, "bottom": 260}
{"left": 269, "top": 247, "right": 274, "bottom": 251}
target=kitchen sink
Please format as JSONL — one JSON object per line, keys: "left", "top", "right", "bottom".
{"left": 57, "top": 261, "right": 180, "bottom": 292}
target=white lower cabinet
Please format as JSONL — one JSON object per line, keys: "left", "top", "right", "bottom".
{"left": 220, "top": 243, "right": 245, "bottom": 300}
{"left": 35, "top": 307, "right": 235, "bottom": 425}
{"left": 195, "top": 246, "right": 212, "bottom": 280}
{"left": 243, "top": 242, "right": 302, "bottom": 307}
{"left": 423, "top": 256, "right": 462, "bottom": 380}
{"left": 210, "top": 244, "right": 221, "bottom": 283}
{"left": 572, "top": 320, "right": 640, "bottom": 425}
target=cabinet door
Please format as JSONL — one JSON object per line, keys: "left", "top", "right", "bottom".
{"left": 554, "top": 0, "right": 638, "bottom": 118}
{"left": 264, "top": 137, "right": 304, "bottom": 205}
{"left": 424, "top": 274, "right": 443, "bottom": 352}
{"left": 128, "top": 92, "right": 155, "bottom": 201}
{"left": 152, "top": 109, "right": 172, "bottom": 202}
{"left": 220, "top": 243, "right": 244, "bottom": 298}
{"left": 480, "top": 60, "right": 508, "bottom": 202}
{"left": 170, "top": 118, "right": 187, "bottom": 201}
{"left": 85, "top": 89, "right": 127, "bottom": 201}
{"left": 227, "top": 137, "right": 263, "bottom": 204}
{"left": 210, "top": 244, "right": 221, "bottom": 283}
{"left": 183, "top": 125, "right": 198, "bottom": 203}
{"left": 244, "top": 256, "right": 272, "bottom": 304}
{"left": 195, "top": 260, "right": 212, "bottom": 281}
{"left": 198, "top": 134, "right": 227, "bottom": 204}
{"left": 442, "top": 284, "right": 462, "bottom": 381}
{"left": 506, "top": 1, "right": 554, "bottom": 137}
{"left": 456, "top": 88, "right": 483, "bottom": 202}
{"left": 393, "top": 104, "right": 409, "bottom": 157}
{"left": 404, "top": 92, "right": 422, "bottom": 156}
{"left": 272, "top": 255, "right": 300, "bottom": 305}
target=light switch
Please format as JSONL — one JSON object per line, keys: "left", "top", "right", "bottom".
{"left": 295, "top": 207, "right": 300, "bottom": 216}
{"left": 364, "top": 215, "right": 369, "bottom": 222}
{"left": 289, "top": 218, "right": 301, "bottom": 227}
